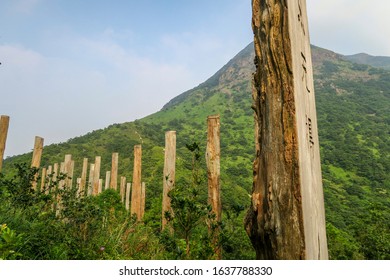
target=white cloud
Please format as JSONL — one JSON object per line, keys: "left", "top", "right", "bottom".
{"left": 308, "top": 0, "right": 390, "bottom": 55}
{"left": 0, "top": 36, "right": 196, "bottom": 156}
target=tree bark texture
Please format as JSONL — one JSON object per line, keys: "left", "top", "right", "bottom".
{"left": 245, "top": 0, "right": 328, "bottom": 259}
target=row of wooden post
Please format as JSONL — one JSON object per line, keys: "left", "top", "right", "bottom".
{"left": 161, "top": 115, "right": 221, "bottom": 258}
{"left": 36, "top": 146, "right": 146, "bottom": 221}
{"left": 1, "top": 114, "right": 222, "bottom": 258}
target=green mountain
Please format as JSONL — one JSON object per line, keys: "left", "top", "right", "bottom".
{"left": 2, "top": 43, "right": 390, "bottom": 259}
{"left": 344, "top": 52, "right": 390, "bottom": 70}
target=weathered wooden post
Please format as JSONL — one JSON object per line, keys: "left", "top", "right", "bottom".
{"left": 98, "top": 179, "right": 103, "bottom": 194}
{"left": 105, "top": 171, "right": 111, "bottom": 191}
{"left": 162, "top": 131, "right": 176, "bottom": 230}
{"left": 79, "top": 158, "right": 88, "bottom": 195}
{"left": 56, "top": 162, "right": 66, "bottom": 215}
{"left": 46, "top": 165, "right": 52, "bottom": 194}
{"left": 58, "top": 162, "right": 65, "bottom": 190}
{"left": 92, "top": 156, "right": 101, "bottom": 195}
{"left": 110, "top": 153, "right": 119, "bottom": 190}
{"left": 31, "top": 136, "right": 44, "bottom": 169}
{"left": 131, "top": 145, "right": 142, "bottom": 220}
{"left": 0, "top": 115, "right": 10, "bottom": 172}
{"left": 64, "top": 154, "right": 73, "bottom": 188}
{"left": 31, "top": 136, "right": 44, "bottom": 190}
{"left": 206, "top": 115, "right": 222, "bottom": 259}
{"left": 120, "top": 176, "right": 126, "bottom": 203}
{"left": 88, "top": 163, "right": 95, "bottom": 196}
{"left": 40, "top": 167, "right": 47, "bottom": 192}
{"left": 125, "top": 183, "right": 131, "bottom": 211}
{"left": 245, "top": 0, "right": 328, "bottom": 259}
{"left": 52, "top": 163, "right": 58, "bottom": 184}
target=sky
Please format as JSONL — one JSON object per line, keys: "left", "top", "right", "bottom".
{"left": 1, "top": 0, "right": 390, "bottom": 157}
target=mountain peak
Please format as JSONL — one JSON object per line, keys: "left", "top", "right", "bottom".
{"left": 162, "top": 42, "right": 254, "bottom": 110}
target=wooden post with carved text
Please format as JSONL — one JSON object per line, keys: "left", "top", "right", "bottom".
{"left": 162, "top": 131, "right": 176, "bottom": 230}
{"left": 206, "top": 115, "right": 222, "bottom": 259}
{"left": 0, "top": 115, "right": 10, "bottom": 172}
{"left": 131, "top": 145, "right": 142, "bottom": 221}
{"left": 245, "top": 0, "right": 328, "bottom": 259}
{"left": 31, "top": 136, "right": 44, "bottom": 190}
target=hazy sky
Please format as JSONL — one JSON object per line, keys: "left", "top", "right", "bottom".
{"left": 1, "top": 0, "right": 390, "bottom": 157}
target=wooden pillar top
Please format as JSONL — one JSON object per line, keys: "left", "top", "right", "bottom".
{"left": 31, "top": 136, "right": 44, "bottom": 168}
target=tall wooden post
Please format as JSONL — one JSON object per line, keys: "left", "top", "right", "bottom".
{"left": 31, "top": 136, "right": 44, "bottom": 169}
{"left": 120, "top": 176, "right": 126, "bottom": 203}
{"left": 162, "top": 131, "right": 176, "bottom": 230}
{"left": 110, "top": 153, "right": 119, "bottom": 190}
{"left": 64, "top": 154, "right": 73, "bottom": 188}
{"left": 31, "top": 136, "right": 44, "bottom": 190}
{"left": 245, "top": 0, "right": 328, "bottom": 259}
{"left": 125, "top": 183, "right": 131, "bottom": 211}
{"left": 40, "top": 167, "right": 47, "bottom": 192}
{"left": 52, "top": 163, "right": 58, "bottom": 185}
{"left": 131, "top": 145, "right": 142, "bottom": 220}
{"left": 105, "top": 171, "right": 111, "bottom": 191}
{"left": 88, "top": 163, "right": 95, "bottom": 196}
{"left": 98, "top": 179, "right": 103, "bottom": 194}
{"left": 56, "top": 162, "right": 65, "bottom": 215}
{"left": 0, "top": 115, "right": 10, "bottom": 172}
{"left": 92, "top": 156, "right": 101, "bottom": 195}
{"left": 58, "top": 162, "right": 65, "bottom": 190}
{"left": 46, "top": 165, "right": 52, "bottom": 194}
{"left": 206, "top": 115, "right": 222, "bottom": 259}
{"left": 80, "top": 158, "right": 88, "bottom": 195}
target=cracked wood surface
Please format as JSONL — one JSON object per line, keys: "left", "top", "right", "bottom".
{"left": 245, "top": 0, "right": 328, "bottom": 259}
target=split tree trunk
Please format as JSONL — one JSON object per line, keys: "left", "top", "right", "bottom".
{"left": 245, "top": 0, "right": 328, "bottom": 259}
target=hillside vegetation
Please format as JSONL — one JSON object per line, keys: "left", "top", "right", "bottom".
{"left": 1, "top": 43, "right": 389, "bottom": 259}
